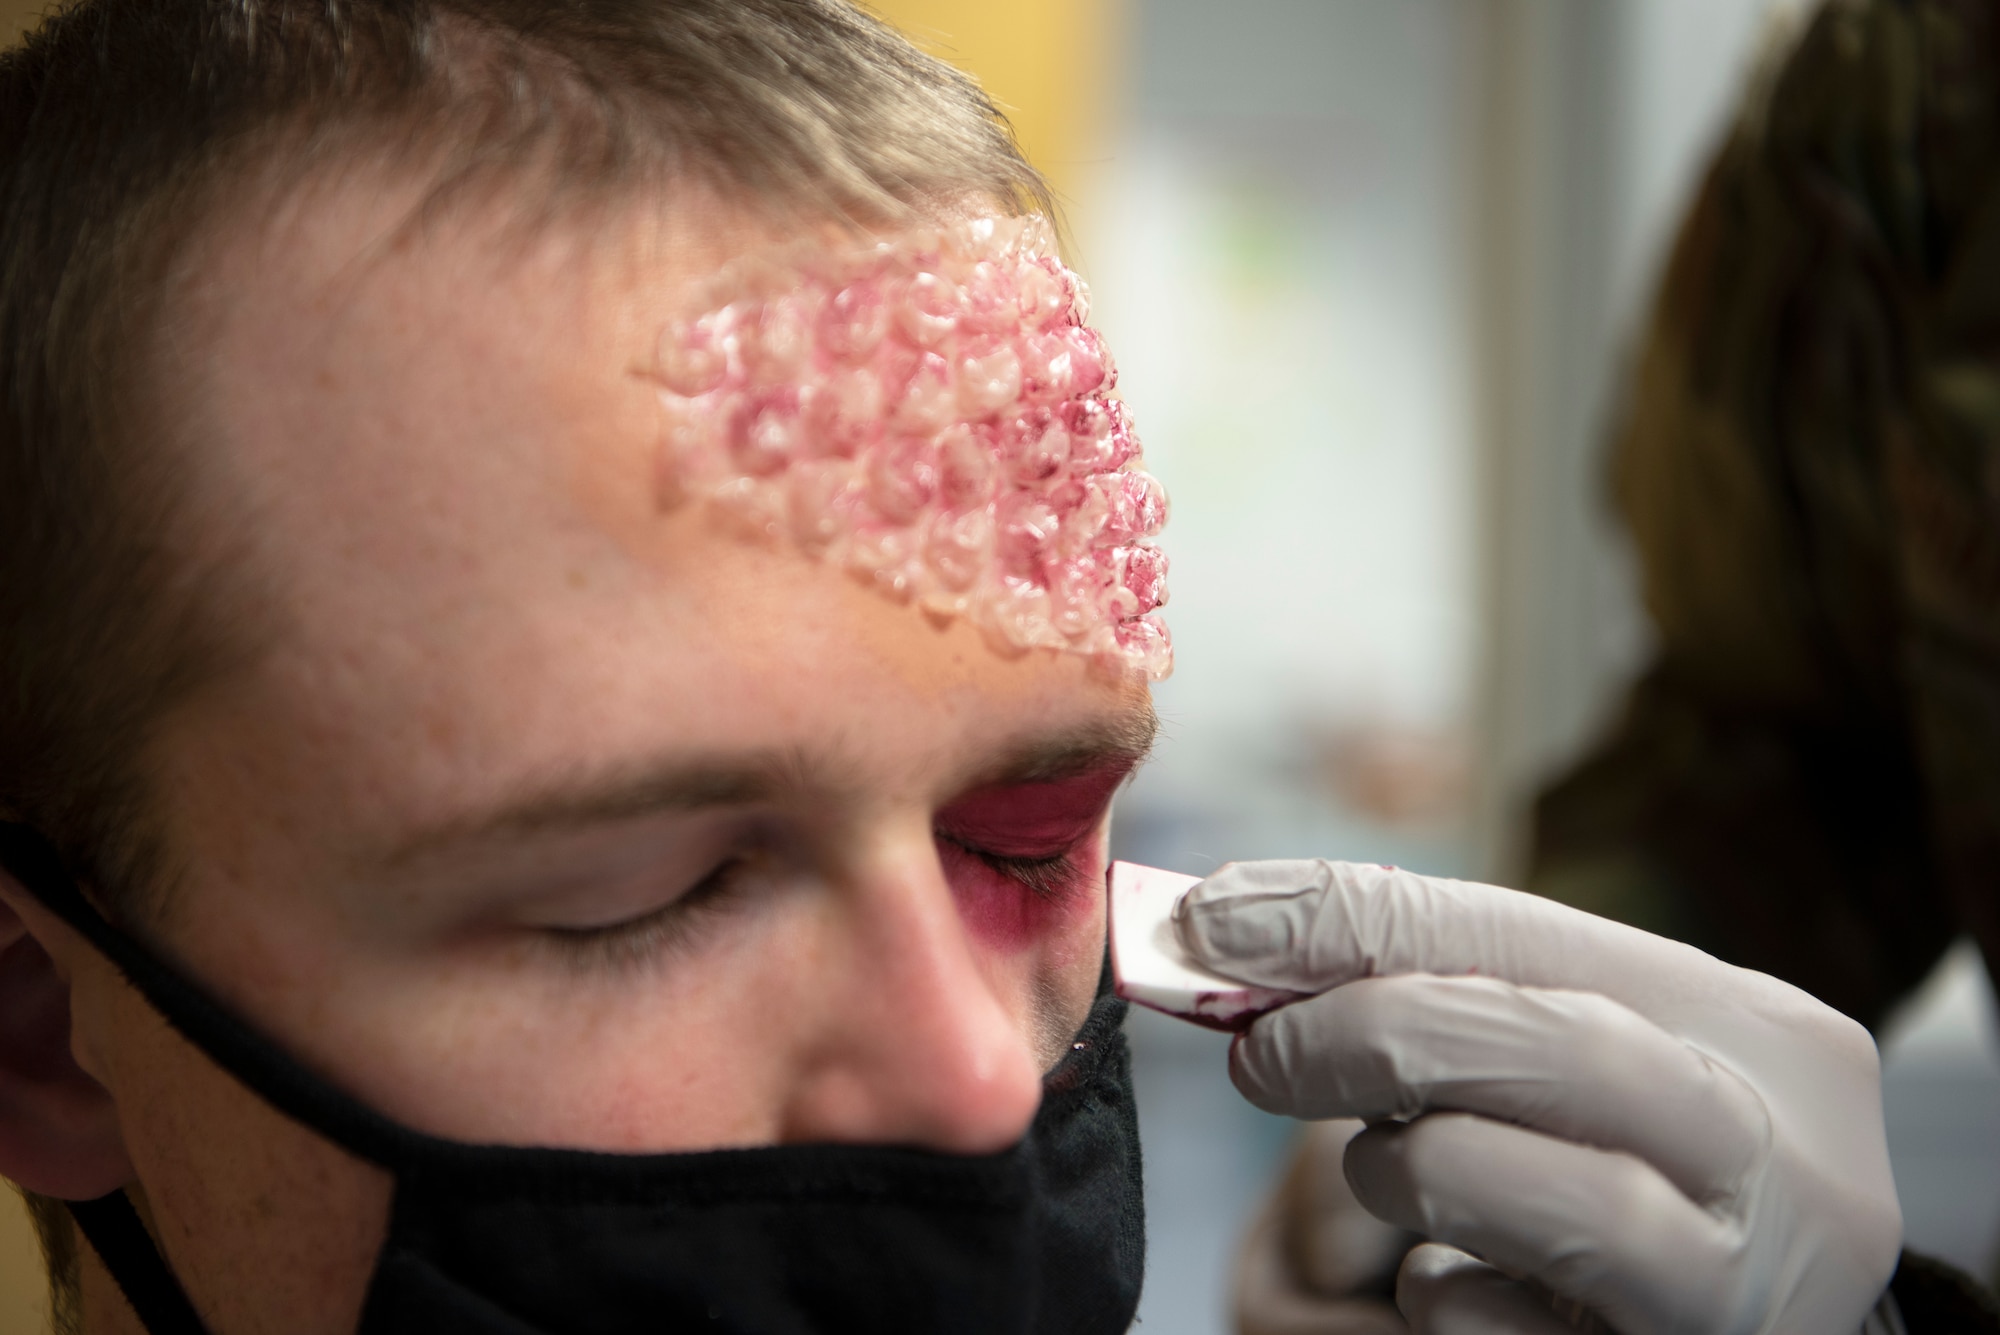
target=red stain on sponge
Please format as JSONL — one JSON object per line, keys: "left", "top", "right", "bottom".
{"left": 1107, "top": 861, "right": 1305, "bottom": 1032}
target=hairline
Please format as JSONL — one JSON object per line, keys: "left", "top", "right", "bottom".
{"left": 105, "top": 130, "right": 1038, "bottom": 926}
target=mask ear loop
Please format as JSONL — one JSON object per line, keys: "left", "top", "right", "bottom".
{"left": 67, "top": 1192, "right": 209, "bottom": 1335}
{"left": 0, "top": 823, "right": 433, "bottom": 1334}
{"left": 0, "top": 823, "right": 423, "bottom": 1165}
{"left": 0, "top": 825, "right": 222, "bottom": 1333}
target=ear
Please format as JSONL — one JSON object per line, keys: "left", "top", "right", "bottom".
{"left": 0, "top": 875, "right": 135, "bottom": 1199}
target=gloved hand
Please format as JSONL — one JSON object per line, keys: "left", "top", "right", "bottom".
{"left": 1233, "top": 1118, "right": 1416, "bottom": 1335}
{"left": 1174, "top": 860, "right": 1901, "bottom": 1335}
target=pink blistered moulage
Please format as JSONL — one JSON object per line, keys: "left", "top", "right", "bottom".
{"left": 1108, "top": 861, "right": 1306, "bottom": 1032}
{"left": 648, "top": 215, "right": 1172, "bottom": 682}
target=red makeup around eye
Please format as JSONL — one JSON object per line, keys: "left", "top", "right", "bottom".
{"left": 933, "top": 763, "right": 1131, "bottom": 859}
{"left": 934, "top": 762, "right": 1133, "bottom": 951}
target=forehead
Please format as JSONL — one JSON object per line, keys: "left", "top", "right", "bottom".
{"left": 166, "top": 176, "right": 1142, "bottom": 838}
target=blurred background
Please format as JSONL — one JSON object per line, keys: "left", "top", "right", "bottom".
{"left": 863, "top": 1, "right": 2000, "bottom": 1332}
{"left": 2, "top": 1, "right": 1996, "bottom": 1331}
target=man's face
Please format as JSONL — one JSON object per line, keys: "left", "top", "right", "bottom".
{"left": 14, "top": 178, "right": 1151, "bottom": 1331}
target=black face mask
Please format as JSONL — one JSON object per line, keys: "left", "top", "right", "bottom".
{"left": 0, "top": 824, "right": 1146, "bottom": 1335}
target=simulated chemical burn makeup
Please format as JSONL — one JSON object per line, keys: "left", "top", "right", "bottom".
{"left": 647, "top": 215, "right": 1172, "bottom": 681}
{"left": 0, "top": 213, "right": 1164, "bottom": 1335}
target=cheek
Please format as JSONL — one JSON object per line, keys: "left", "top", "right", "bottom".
{"left": 85, "top": 973, "right": 390, "bottom": 1335}
{"left": 938, "top": 828, "right": 1109, "bottom": 955}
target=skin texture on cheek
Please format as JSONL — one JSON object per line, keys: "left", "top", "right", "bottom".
{"left": 68, "top": 953, "right": 390, "bottom": 1335}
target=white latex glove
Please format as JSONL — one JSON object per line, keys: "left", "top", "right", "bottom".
{"left": 1234, "top": 1119, "right": 1416, "bottom": 1335}
{"left": 1173, "top": 859, "right": 1902, "bottom": 1335}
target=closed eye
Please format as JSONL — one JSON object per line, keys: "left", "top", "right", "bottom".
{"left": 938, "top": 834, "right": 1085, "bottom": 899}
{"left": 536, "top": 855, "right": 750, "bottom": 971}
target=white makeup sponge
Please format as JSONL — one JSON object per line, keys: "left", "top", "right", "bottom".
{"left": 1108, "top": 861, "right": 1305, "bottom": 1031}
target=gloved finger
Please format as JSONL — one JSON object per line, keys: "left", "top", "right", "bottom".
{"left": 1229, "top": 974, "right": 1768, "bottom": 1203}
{"left": 1346, "top": 1114, "right": 1744, "bottom": 1335}
{"left": 1395, "top": 1245, "right": 1577, "bottom": 1335}
{"left": 1174, "top": 860, "right": 1750, "bottom": 1014}
{"left": 1235, "top": 1174, "right": 1412, "bottom": 1335}
{"left": 1282, "top": 1119, "right": 1421, "bottom": 1295}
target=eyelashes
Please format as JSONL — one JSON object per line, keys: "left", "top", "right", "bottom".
{"left": 938, "top": 835, "right": 1087, "bottom": 900}
{"left": 537, "top": 856, "right": 750, "bottom": 973}
{"left": 536, "top": 835, "right": 1090, "bottom": 972}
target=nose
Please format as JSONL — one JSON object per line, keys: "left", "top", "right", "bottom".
{"left": 779, "top": 843, "right": 1045, "bottom": 1155}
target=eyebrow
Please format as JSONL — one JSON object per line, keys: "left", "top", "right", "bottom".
{"left": 960, "top": 704, "right": 1160, "bottom": 790}
{"left": 376, "top": 698, "right": 1159, "bottom": 868}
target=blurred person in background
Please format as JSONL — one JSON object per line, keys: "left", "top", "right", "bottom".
{"left": 1236, "top": 0, "right": 2000, "bottom": 1329}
